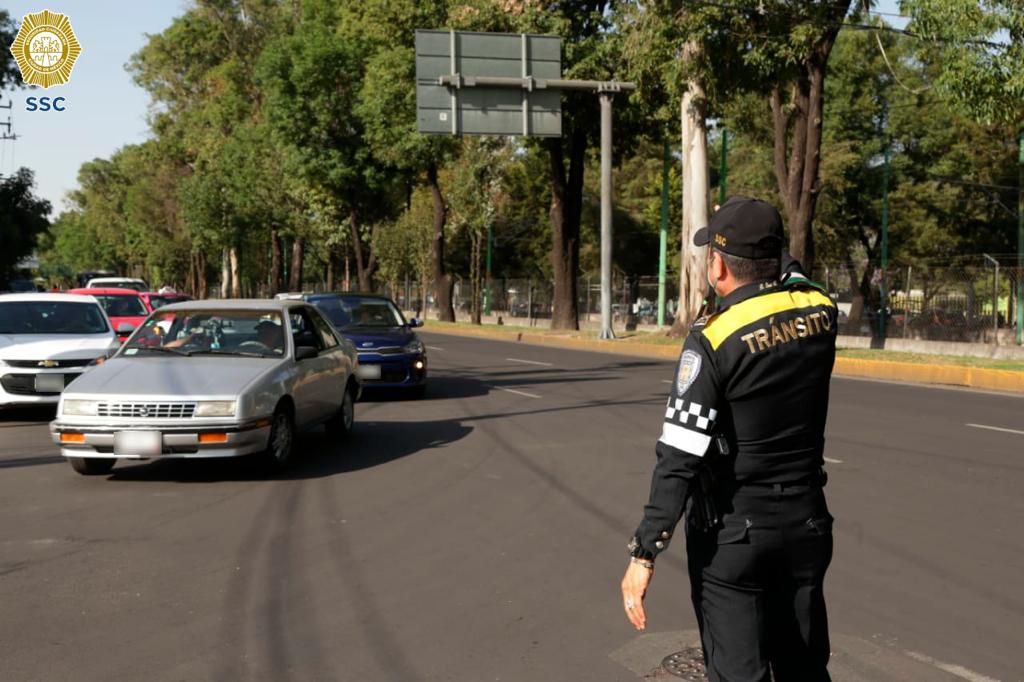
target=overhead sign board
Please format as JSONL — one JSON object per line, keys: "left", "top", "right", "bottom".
{"left": 415, "top": 29, "right": 561, "bottom": 137}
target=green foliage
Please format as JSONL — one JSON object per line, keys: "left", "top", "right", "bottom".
{"left": 0, "top": 170, "right": 51, "bottom": 283}
{"left": 902, "top": 0, "right": 1024, "bottom": 126}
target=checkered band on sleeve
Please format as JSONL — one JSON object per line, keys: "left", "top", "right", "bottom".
{"left": 658, "top": 399, "right": 718, "bottom": 456}
{"left": 664, "top": 398, "right": 718, "bottom": 432}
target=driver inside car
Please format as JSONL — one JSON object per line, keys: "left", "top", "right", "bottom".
{"left": 253, "top": 319, "right": 284, "bottom": 354}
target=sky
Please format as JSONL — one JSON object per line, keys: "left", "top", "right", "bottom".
{"left": 0, "top": 0, "right": 909, "bottom": 216}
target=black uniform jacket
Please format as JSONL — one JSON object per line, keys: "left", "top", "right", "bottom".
{"left": 632, "top": 277, "right": 837, "bottom": 559}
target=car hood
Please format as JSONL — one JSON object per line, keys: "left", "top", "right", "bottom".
{"left": 0, "top": 334, "right": 115, "bottom": 361}
{"left": 64, "top": 355, "right": 281, "bottom": 397}
{"left": 342, "top": 327, "right": 415, "bottom": 349}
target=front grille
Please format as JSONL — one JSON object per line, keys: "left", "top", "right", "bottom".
{"left": 1, "top": 373, "right": 82, "bottom": 395}
{"left": 357, "top": 346, "right": 403, "bottom": 356}
{"left": 5, "top": 358, "right": 93, "bottom": 369}
{"left": 97, "top": 402, "right": 197, "bottom": 419}
{"left": 363, "top": 365, "right": 409, "bottom": 384}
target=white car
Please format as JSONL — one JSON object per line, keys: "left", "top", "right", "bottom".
{"left": 0, "top": 294, "right": 119, "bottom": 407}
{"left": 84, "top": 277, "right": 148, "bottom": 292}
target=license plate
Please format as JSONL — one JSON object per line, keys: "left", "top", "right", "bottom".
{"left": 114, "top": 431, "right": 162, "bottom": 457}
{"left": 357, "top": 364, "right": 381, "bottom": 380}
{"left": 35, "top": 373, "right": 65, "bottom": 393}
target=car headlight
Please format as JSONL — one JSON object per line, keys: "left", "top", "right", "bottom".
{"left": 194, "top": 401, "right": 236, "bottom": 417}
{"left": 403, "top": 339, "right": 424, "bottom": 354}
{"left": 62, "top": 399, "right": 99, "bottom": 416}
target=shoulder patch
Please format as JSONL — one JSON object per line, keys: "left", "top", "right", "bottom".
{"left": 675, "top": 350, "right": 702, "bottom": 396}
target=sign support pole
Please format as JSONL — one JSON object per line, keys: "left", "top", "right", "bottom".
{"left": 599, "top": 92, "right": 616, "bottom": 340}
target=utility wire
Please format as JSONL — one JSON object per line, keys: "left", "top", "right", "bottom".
{"left": 863, "top": 0, "right": 931, "bottom": 95}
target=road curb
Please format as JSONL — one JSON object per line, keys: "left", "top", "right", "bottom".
{"left": 423, "top": 323, "right": 1024, "bottom": 393}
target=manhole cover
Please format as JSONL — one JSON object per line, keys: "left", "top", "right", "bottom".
{"left": 661, "top": 648, "right": 707, "bottom": 680}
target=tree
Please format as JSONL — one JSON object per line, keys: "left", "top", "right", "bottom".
{"left": 902, "top": 0, "right": 1023, "bottom": 127}
{"left": 349, "top": 0, "right": 458, "bottom": 320}
{"left": 0, "top": 169, "right": 50, "bottom": 285}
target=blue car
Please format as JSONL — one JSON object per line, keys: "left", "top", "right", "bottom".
{"left": 305, "top": 293, "right": 427, "bottom": 396}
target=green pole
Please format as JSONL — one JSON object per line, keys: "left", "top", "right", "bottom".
{"left": 657, "top": 141, "right": 669, "bottom": 327}
{"left": 718, "top": 128, "right": 728, "bottom": 206}
{"left": 1017, "top": 130, "right": 1023, "bottom": 345}
{"left": 879, "top": 143, "right": 891, "bottom": 339}
{"left": 483, "top": 224, "right": 493, "bottom": 316}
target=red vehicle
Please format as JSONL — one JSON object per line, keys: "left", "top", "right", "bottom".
{"left": 139, "top": 291, "right": 193, "bottom": 312}
{"left": 68, "top": 287, "right": 149, "bottom": 342}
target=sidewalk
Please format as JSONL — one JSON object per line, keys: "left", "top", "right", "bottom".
{"left": 421, "top": 321, "right": 1024, "bottom": 394}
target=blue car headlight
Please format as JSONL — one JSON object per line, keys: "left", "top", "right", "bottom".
{"left": 403, "top": 339, "right": 424, "bottom": 354}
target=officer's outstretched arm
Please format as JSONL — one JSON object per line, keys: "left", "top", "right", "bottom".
{"left": 631, "top": 333, "right": 721, "bottom": 560}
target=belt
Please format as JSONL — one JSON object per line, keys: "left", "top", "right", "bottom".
{"left": 735, "top": 469, "right": 827, "bottom": 492}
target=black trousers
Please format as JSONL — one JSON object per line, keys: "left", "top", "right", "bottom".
{"left": 686, "top": 484, "right": 833, "bottom": 682}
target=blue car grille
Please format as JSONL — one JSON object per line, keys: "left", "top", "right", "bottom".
{"left": 357, "top": 346, "right": 403, "bottom": 356}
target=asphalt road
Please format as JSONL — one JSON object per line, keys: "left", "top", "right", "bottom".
{"left": 1, "top": 332, "right": 1022, "bottom": 681}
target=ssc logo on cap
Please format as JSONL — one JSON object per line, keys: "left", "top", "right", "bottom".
{"left": 714, "top": 234, "right": 728, "bottom": 247}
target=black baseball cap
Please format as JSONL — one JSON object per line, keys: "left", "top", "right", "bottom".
{"left": 693, "top": 196, "right": 785, "bottom": 259}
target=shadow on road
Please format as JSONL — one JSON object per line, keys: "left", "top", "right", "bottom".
{"left": 104, "top": 416, "right": 473, "bottom": 483}
{"left": 0, "top": 405, "right": 56, "bottom": 425}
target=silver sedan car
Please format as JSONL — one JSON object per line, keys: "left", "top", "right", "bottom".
{"left": 50, "top": 300, "right": 360, "bottom": 475}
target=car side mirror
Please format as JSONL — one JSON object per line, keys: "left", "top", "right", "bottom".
{"left": 116, "top": 323, "right": 136, "bottom": 334}
{"left": 409, "top": 318, "right": 424, "bottom": 328}
{"left": 295, "top": 346, "right": 319, "bottom": 361}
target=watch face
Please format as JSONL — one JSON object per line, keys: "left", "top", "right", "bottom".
{"left": 627, "top": 537, "right": 640, "bottom": 554}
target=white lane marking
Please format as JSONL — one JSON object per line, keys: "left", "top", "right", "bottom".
{"left": 967, "top": 423, "right": 1024, "bottom": 436}
{"left": 426, "top": 345, "right": 444, "bottom": 351}
{"left": 904, "top": 651, "right": 1001, "bottom": 682}
{"left": 488, "top": 386, "right": 542, "bottom": 399}
{"left": 506, "top": 357, "right": 554, "bottom": 367}
{"left": 823, "top": 457, "right": 843, "bottom": 464}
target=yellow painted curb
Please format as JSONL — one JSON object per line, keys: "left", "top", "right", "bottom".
{"left": 424, "top": 323, "right": 1024, "bottom": 394}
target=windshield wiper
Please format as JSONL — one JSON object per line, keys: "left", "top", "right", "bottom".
{"left": 188, "top": 348, "right": 270, "bottom": 358}
{"left": 131, "top": 345, "right": 188, "bottom": 356}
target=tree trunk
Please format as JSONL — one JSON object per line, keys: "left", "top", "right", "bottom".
{"left": 288, "top": 237, "right": 304, "bottom": 291}
{"left": 669, "top": 61, "right": 711, "bottom": 338}
{"left": 349, "top": 211, "right": 378, "bottom": 292}
{"left": 196, "top": 250, "right": 208, "bottom": 300}
{"left": 769, "top": 2, "right": 850, "bottom": 275}
{"left": 548, "top": 128, "right": 586, "bottom": 330}
{"left": 221, "top": 248, "right": 230, "bottom": 298}
{"left": 269, "top": 229, "right": 282, "bottom": 294}
{"left": 229, "top": 246, "right": 241, "bottom": 299}
{"left": 470, "top": 231, "right": 482, "bottom": 325}
{"left": 344, "top": 256, "right": 350, "bottom": 291}
{"left": 426, "top": 163, "right": 455, "bottom": 322}
{"left": 326, "top": 256, "right": 335, "bottom": 291}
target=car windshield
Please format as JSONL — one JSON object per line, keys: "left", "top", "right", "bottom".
{"left": 147, "top": 295, "right": 186, "bottom": 310}
{"left": 92, "top": 294, "right": 148, "bottom": 317}
{"left": 0, "top": 301, "right": 110, "bottom": 335}
{"left": 314, "top": 296, "right": 405, "bottom": 329}
{"left": 91, "top": 280, "right": 147, "bottom": 292}
{"left": 122, "top": 309, "right": 286, "bottom": 358}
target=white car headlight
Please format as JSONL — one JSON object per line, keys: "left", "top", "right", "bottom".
{"left": 62, "top": 399, "right": 99, "bottom": 416}
{"left": 195, "top": 401, "right": 236, "bottom": 417}
{"left": 403, "top": 339, "right": 424, "bottom": 354}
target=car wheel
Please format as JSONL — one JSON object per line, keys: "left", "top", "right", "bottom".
{"left": 68, "top": 457, "right": 116, "bottom": 476}
{"left": 326, "top": 386, "right": 355, "bottom": 437}
{"left": 264, "top": 406, "right": 294, "bottom": 469}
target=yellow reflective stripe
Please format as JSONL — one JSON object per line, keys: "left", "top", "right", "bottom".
{"left": 702, "top": 289, "right": 835, "bottom": 350}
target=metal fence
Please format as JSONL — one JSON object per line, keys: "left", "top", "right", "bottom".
{"left": 272, "top": 255, "right": 1024, "bottom": 345}
{"left": 815, "top": 257, "right": 1024, "bottom": 344}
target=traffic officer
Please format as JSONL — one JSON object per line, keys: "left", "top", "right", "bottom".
{"left": 620, "top": 196, "right": 838, "bottom": 681}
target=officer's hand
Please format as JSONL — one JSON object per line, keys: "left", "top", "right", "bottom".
{"left": 620, "top": 561, "right": 653, "bottom": 631}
